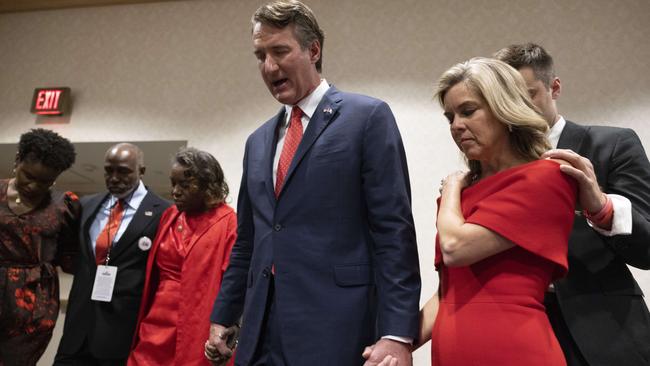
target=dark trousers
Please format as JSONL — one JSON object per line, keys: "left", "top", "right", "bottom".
{"left": 54, "top": 338, "right": 126, "bottom": 366}
{"left": 248, "top": 276, "right": 288, "bottom": 366}
{"left": 545, "top": 292, "right": 590, "bottom": 366}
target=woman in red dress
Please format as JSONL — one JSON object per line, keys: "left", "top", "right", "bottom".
{"left": 413, "top": 58, "right": 578, "bottom": 366}
{"left": 0, "top": 128, "right": 79, "bottom": 366}
{"left": 128, "top": 147, "right": 236, "bottom": 366}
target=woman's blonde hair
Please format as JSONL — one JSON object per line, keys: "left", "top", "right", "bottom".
{"left": 435, "top": 57, "right": 550, "bottom": 180}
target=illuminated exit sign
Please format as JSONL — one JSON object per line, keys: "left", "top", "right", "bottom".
{"left": 30, "top": 87, "right": 71, "bottom": 115}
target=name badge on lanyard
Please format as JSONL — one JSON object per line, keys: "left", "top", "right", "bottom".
{"left": 91, "top": 265, "right": 118, "bottom": 302}
{"left": 91, "top": 196, "right": 128, "bottom": 302}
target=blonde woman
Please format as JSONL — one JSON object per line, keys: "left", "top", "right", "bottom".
{"left": 419, "top": 58, "right": 577, "bottom": 366}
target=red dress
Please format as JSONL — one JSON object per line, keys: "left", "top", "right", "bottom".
{"left": 128, "top": 204, "right": 236, "bottom": 366}
{"left": 431, "top": 160, "right": 577, "bottom": 366}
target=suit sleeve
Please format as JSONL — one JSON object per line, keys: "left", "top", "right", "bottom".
{"left": 54, "top": 191, "right": 81, "bottom": 274}
{"left": 211, "top": 138, "right": 254, "bottom": 325}
{"left": 603, "top": 128, "right": 650, "bottom": 269}
{"left": 221, "top": 212, "right": 238, "bottom": 274}
{"left": 361, "top": 101, "right": 421, "bottom": 340}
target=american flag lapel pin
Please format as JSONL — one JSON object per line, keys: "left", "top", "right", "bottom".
{"left": 323, "top": 107, "right": 333, "bottom": 115}
{"left": 144, "top": 211, "right": 153, "bottom": 216}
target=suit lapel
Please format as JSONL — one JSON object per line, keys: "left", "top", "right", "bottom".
{"left": 557, "top": 120, "right": 587, "bottom": 152}
{"left": 276, "top": 87, "right": 342, "bottom": 199}
{"left": 557, "top": 120, "right": 589, "bottom": 212}
{"left": 264, "top": 109, "right": 286, "bottom": 203}
{"left": 81, "top": 193, "right": 109, "bottom": 263}
{"left": 109, "top": 192, "right": 161, "bottom": 262}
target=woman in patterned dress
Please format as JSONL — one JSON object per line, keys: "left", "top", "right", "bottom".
{"left": 0, "top": 128, "right": 79, "bottom": 366}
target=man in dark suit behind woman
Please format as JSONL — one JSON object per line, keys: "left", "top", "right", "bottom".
{"left": 496, "top": 43, "right": 650, "bottom": 366}
{"left": 205, "top": 1, "right": 421, "bottom": 365}
{"left": 55, "top": 143, "right": 169, "bottom": 365}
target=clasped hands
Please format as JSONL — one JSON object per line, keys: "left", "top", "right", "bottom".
{"left": 205, "top": 323, "right": 240, "bottom": 366}
{"left": 201, "top": 152, "right": 600, "bottom": 366}
{"left": 362, "top": 338, "right": 413, "bottom": 366}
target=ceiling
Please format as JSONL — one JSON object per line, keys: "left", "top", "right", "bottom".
{"left": 0, "top": 0, "right": 181, "bottom": 13}
{"left": 0, "top": 140, "right": 187, "bottom": 198}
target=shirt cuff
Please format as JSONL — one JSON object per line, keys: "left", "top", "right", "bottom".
{"left": 381, "top": 335, "right": 413, "bottom": 344}
{"left": 587, "top": 194, "right": 632, "bottom": 236}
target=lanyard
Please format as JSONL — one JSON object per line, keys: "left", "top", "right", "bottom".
{"left": 102, "top": 194, "right": 132, "bottom": 266}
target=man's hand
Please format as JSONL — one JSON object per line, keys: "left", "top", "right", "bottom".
{"left": 542, "top": 149, "right": 607, "bottom": 213}
{"left": 205, "top": 323, "right": 238, "bottom": 365}
{"left": 362, "top": 339, "right": 412, "bottom": 366}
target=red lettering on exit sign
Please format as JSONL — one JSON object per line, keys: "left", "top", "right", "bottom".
{"left": 31, "top": 87, "right": 70, "bottom": 115}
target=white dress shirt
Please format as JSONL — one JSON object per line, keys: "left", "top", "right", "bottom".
{"left": 272, "top": 79, "right": 330, "bottom": 186}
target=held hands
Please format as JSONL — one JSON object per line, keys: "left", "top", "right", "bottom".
{"left": 362, "top": 339, "right": 413, "bottom": 366}
{"left": 542, "top": 149, "right": 607, "bottom": 213}
{"left": 205, "top": 323, "right": 239, "bottom": 365}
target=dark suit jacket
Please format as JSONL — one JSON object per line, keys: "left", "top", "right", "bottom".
{"left": 554, "top": 120, "right": 650, "bottom": 365}
{"left": 56, "top": 190, "right": 169, "bottom": 360}
{"left": 211, "top": 86, "right": 421, "bottom": 366}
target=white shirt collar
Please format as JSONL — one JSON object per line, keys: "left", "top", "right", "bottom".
{"left": 547, "top": 116, "right": 566, "bottom": 149}
{"left": 283, "top": 79, "right": 330, "bottom": 124}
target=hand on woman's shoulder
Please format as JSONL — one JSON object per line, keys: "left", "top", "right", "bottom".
{"left": 546, "top": 158, "right": 572, "bottom": 167}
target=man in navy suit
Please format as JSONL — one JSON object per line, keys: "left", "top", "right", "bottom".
{"left": 496, "top": 43, "right": 650, "bottom": 366}
{"left": 205, "top": 1, "right": 421, "bottom": 365}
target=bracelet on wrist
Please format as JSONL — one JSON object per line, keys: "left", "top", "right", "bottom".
{"left": 583, "top": 194, "right": 613, "bottom": 228}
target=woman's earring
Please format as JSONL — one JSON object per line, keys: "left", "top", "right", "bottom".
{"left": 11, "top": 168, "right": 16, "bottom": 176}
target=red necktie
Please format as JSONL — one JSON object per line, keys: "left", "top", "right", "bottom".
{"left": 275, "top": 106, "right": 303, "bottom": 196}
{"left": 95, "top": 200, "right": 125, "bottom": 265}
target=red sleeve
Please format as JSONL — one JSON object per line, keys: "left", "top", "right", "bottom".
{"left": 465, "top": 161, "right": 577, "bottom": 277}
{"left": 130, "top": 206, "right": 175, "bottom": 349}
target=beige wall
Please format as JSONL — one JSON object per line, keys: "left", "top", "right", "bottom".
{"left": 0, "top": 0, "right": 649, "bottom": 365}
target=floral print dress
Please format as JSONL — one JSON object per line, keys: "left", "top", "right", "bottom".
{"left": 0, "top": 179, "right": 79, "bottom": 365}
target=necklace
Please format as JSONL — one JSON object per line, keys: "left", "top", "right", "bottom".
{"left": 10, "top": 180, "right": 30, "bottom": 207}
{"left": 10, "top": 180, "right": 23, "bottom": 205}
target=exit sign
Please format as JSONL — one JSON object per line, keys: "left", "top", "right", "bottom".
{"left": 30, "top": 87, "right": 71, "bottom": 115}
